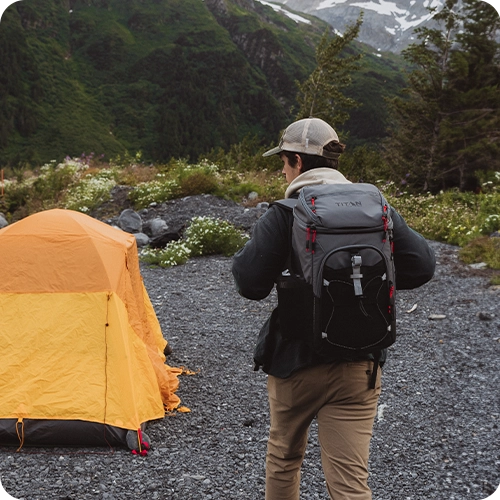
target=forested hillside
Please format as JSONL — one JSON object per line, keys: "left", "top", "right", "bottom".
{"left": 0, "top": 0, "right": 407, "bottom": 166}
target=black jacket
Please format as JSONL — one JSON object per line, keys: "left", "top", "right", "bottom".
{"left": 232, "top": 197, "right": 436, "bottom": 378}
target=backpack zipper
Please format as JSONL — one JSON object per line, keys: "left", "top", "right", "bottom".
{"left": 306, "top": 224, "right": 317, "bottom": 253}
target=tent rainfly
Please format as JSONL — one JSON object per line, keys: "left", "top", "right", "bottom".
{"left": 0, "top": 209, "right": 182, "bottom": 449}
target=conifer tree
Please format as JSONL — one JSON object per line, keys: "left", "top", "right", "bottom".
{"left": 295, "top": 14, "right": 364, "bottom": 129}
{"left": 384, "top": 0, "right": 459, "bottom": 191}
{"left": 384, "top": 0, "right": 500, "bottom": 192}
{"left": 441, "top": 0, "right": 500, "bottom": 190}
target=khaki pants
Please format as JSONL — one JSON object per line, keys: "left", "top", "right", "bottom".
{"left": 266, "top": 361, "right": 381, "bottom": 500}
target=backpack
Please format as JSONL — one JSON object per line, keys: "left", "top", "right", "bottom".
{"left": 274, "top": 183, "right": 396, "bottom": 387}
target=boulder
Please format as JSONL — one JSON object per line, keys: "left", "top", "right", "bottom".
{"left": 143, "top": 218, "right": 168, "bottom": 237}
{"left": 118, "top": 209, "right": 143, "bottom": 233}
{"left": 149, "top": 226, "right": 184, "bottom": 249}
{"left": 0, "top": 214, "right": 8, "bottom": 229}
{"left": 134, "top": 232, "right": 150, "bottom": 247}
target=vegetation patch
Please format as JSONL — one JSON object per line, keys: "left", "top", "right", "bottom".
{"left": 140, "top": 216, "right": 249, "bottom": 268}
{"left": 459, "top": 237, "right": 500, "bottom": 270}
{"left": 383, "top": 181, "right": 500, "bottom": 248}
{"left": 1, "top": 155, "right": 498, "bottom": 269}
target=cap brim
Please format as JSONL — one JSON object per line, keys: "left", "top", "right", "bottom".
{"left": 262, "top": 146, "right": 282, "bottom": 157}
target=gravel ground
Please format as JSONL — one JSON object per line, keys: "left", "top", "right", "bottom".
{"left": 1, "top": 201, "right": 499, "bottom": 500}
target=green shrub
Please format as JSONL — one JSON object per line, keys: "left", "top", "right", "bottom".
{"left": 3, "top": 158, "right": 84, "bottom": 219}
{"left": 481, "top": 214, "right": 500, "bottom": 235}
{"left": 340, "top": 146, "right": 390, "bottom": 184}
{"left": 387, "top": 189, "right": 500, "bottom": 247}
{"left": 178, "top": 171, "right": 219, "bottom": 197}
{"left": 185, "top": 216, "right": 249, "bottom": 257}
{"left": 174, "top": 159, "right": 220, "bottom": 196}
{"left": 64, "top": 168, "right": 118, "bottom": 213}
{"left": 226, "top": 180, "right": 260, "bottom": 197}
{"left": 140, "top": 240, "right": 192, "bottom": 268}
{"left": 129, "top": 177, "right": 180, "bottom": 209}
{"left": 260, "top": 172, "right": 288, "bottom": 202}
{"left": 33, "top": 160, "right": 81, "bottom": 202}
{"left": 202, "top": 135, "right": 282, "bottom": 173}
{"left": 459, "top": 237, "right": 500, "bottom": 270}
{"left": 127, "top": 156, "right": 287, "bottom": 209}
{"left": 116, "top": 164, "right": 159, "bottom": 186}
{"left": 129, "top": 159, "right": 221, "bottom": 208}
{"left": 140, "top": 216, "right": 248, "bottom": 268}
{"left": 2, "top": 177, "right": 34, "bottom": 215}
{"left": 220, "top": 170, "right": 287, "bottom": 204}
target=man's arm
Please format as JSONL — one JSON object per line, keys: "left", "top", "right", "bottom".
{"left": 232, "top": 206, "right": 292, "bottom": 300}
{"left": 391, "top": 209, "right": 436, "bottom": 290}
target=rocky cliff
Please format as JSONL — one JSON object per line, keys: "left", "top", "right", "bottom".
{"left": 273, "top": 0, "right": 444, "bottom": 53}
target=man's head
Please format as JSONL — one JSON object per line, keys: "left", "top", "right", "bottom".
{"left": 263, "top": 118, "right": 345, "bottom": 182}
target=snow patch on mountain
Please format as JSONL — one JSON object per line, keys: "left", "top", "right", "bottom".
{"left": 272, "top": 0, "right": 446, "bottom": 52}
{"left": 255, "top": 0, "right": 312, "bottom": 23}
{"left": 346, "top": 0, "right": 408, "bottom": 16}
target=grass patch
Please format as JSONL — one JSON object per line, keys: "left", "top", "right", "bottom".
{"left": 459, "top": 237, "right": 500, "bottom": 270}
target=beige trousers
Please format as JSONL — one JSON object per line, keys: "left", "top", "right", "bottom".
{"left": 266, "top": 361, "right": 381, "bottom": 500}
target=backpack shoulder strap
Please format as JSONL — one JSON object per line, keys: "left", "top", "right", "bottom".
{"left": 271, "top": 198, "right": 299, "bottom": 274}
{"left": 271, "top": 198, "right": 297, "bottom": 211}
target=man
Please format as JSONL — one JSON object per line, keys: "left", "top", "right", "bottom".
{"left": 232, "top": 117, "right": 436, "bottom": 500}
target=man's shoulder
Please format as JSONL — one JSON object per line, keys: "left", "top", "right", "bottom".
{"left": 271, "top": 198, "right": 297, "bottom": 211}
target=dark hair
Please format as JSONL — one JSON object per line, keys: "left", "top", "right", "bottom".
{"left": 281, "top": 140, "right": 346, "bottom": 172}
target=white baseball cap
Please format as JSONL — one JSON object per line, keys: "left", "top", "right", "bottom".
{"left": 263, "top": 118, "right": 340, "bottom": 159}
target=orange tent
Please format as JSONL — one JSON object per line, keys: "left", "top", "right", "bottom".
{"left": 0, "top": 209, "right": 181, "bottom": 448}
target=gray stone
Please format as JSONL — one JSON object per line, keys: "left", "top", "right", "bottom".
{"left": 469, "top": 262, "right": 488, "bottom": 270}
{"left": 477, "top": 312, "right": 493, "bottom": 321}
{"left": 146, "top": 218, "right": 168, "bottom": 237}
{"left": 118, "top": 208, "right": 142, "bottom": 233}
{"left": 428, "top": 314, "right": 447, "bottom": 320}
{"left": 134, "top": 232, "right": 150, "bottom": 247}
{"left": 149, "top": 224, "right": 184, "bottom": 249}
{"left": 0, "top": 213, "right": 8, "bottom": 229}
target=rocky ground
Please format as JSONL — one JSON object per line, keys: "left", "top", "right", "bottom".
{"left": 1, "top": 195, "right": 499, "bottom": 500}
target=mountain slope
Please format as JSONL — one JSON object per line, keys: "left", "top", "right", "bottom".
{"left": 0, "top": 0, "right": 407, "bottom": 166}
{"left": 0, "top": 0, "right": 332, "bottom": 164}
{"left": 274, "top": 0, "right": 444, "bottom": 53}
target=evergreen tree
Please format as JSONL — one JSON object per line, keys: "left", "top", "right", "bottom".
{"left": 441, "top": 0, "right": 500, "bottom": 190}
{"left": 295, "top": 14, "right": 364, "bottom": 129}
{"left": 384, "top": 0, "right": 459, "bottom": 191}
{"left": 384, "top": 0, "right": 500, "bottom": 192}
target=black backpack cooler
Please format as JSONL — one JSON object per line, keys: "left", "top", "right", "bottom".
{"left": 275, "top": 183, "right": 396, "bottom": 388}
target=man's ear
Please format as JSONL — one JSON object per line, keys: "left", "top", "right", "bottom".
{"left": 295, "top": 154, "right": 303, "bottom": 173}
